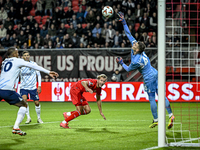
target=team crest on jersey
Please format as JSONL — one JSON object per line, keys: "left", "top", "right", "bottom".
{"left": 88, "top": 81, "right": 93, "bottom": 86}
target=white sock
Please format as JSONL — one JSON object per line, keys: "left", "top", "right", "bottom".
{"left": 13, "top": 107, "right": 26, "bottom": 129}
{"left": 35, "top": 105, "right": 41, "bottom": 119}
{"left": 169, "top": 113, "right": 173, "bottom": 118}
{"left": 62, "top": 120, "right": 67, "bottom": 124}
{"left": 26, "top": 104, "right": 31, "bottom": 119}
{"left": 154, "top": 119, "right": 158, "bottom": 122}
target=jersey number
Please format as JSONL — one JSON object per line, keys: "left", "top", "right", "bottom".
{"left": 4, "top": 62, "right": 13, "bottom": 72}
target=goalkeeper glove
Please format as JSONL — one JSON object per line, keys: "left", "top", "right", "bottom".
{"left": 117, "top": 12, "right": 126, "bottom": 25}
{"left": 116, "top": 57, "right": 124, "bottom": 65}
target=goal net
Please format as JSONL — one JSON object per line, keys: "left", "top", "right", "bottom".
{"left": 165, "top": 0, "right": 200, "bottom": 147}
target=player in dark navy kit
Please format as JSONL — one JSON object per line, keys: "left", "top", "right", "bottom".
{"left": 60, "top": 74, "right": 107, "bottom": 128}
{"left": 116, "top": 12, "right": 175, "bottom": 129}
{"left": 0, "top": 47, "right": 58, "bottom": 135}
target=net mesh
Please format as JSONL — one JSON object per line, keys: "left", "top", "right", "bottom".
{"left": 165, "top": 0, "right": 200, "bottom": 146}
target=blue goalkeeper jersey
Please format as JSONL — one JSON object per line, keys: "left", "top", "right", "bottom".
{"left": 122, "top": 24, "right": 158, "bottom": 83}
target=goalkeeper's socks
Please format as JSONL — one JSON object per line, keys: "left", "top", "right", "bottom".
{"left": 65, "top": 110, "right": 81, "bottom": 122}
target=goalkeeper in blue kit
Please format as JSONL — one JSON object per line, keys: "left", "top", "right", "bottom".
{"left": 116, "top": 12, "right": 175, "bottom": 129}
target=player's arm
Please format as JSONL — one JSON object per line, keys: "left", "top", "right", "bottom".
{"left": 116, "top": 57, "right": 139, "bottom": 72}
{"left": 19, "top": 59, "right": 59, "bottom": 79}
{"left": 118, "top": 12, "right": 137, "bottom": 46}
{"left": 36, "top": 71, "right": 42, "bottom": 94}
{"left": 81, "top": 81, "right": 93, "bottom": 93}
{"left": 96, "top": 94, "right": 106, "bottom": 120}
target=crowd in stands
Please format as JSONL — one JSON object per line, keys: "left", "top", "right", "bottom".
{"left": 0, "top": 0, "right": 158, "bottom": 49}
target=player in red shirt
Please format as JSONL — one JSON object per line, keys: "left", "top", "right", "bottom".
{"left": 60, "top": 74, "right": 107, "bottom": 128}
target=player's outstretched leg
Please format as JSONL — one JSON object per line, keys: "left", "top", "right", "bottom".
{"left": 148, "top": 93, "right": 158, "bottom": 128}
{"left": 149, "top": 120, "right": 158, "bottom": 128}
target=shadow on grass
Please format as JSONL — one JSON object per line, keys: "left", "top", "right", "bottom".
{"left": 0, "top": 139, "right": 24, "bottom": 150}
{"left": 74, "top": 127, "right": 119, "bottom": 134}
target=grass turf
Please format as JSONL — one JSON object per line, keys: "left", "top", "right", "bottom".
{"left": 0, "top": 101, "right": 199, "bottom": 150}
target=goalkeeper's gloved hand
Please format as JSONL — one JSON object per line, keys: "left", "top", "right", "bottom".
{"left": 117, "top": 12, "right": 126, "bottom": 25}
{"left": 116, "top": 57, "right": 124, "bottom": 65}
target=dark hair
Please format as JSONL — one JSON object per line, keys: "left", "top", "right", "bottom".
{"left": 138, "top": 41, "right": 146, "bottom": 54}
{"left": 7, "top": 47, "right": 17, "bottom": 57}
{"left": 22, "top": 50, "right": 29, "bottom": 55}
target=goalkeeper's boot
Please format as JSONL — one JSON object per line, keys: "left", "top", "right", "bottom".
{"left": 149, "top": 120, "right": 158, "bottom": 128}
{"left": 63, "top": 112, "right": 70, "bottom": 120}
{"left": 168, "top": 115, "right": 175, "bottom": 129}
{"left": 60, "top": 122, "right": 70, "bottom": 129}
{"left": 12, "top": 128, "right": 26, "bottom": 136}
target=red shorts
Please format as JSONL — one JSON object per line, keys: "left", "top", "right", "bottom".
{"left": 70, "top": 87, "right": 88, "bottom": 106}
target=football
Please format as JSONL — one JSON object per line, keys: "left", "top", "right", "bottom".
{"left": 102, "top": 6, "right": 114, "bottom": 18}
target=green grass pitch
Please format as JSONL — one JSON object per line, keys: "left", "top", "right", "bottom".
{"left": 0, "top": 101, "right": 199, "bottom": 150}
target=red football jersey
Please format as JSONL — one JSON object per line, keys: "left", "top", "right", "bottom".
{"left": 71, "top": 79, "right": 101, "bottom": 95}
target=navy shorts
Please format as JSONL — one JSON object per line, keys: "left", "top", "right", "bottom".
{"left": 0, "top": 90, "right": 23, "bottom": 105}
{"left": 20, "top": 89, "right": 39, "bottom": 101}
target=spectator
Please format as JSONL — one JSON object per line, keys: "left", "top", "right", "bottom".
{"left": 35, "top": 0, "right": 45, "bottom": 16}
{"left": 135, "top": 4, "right": 144, "bottom": 23}
{"left": 94, "top": 15, "right": 104, "bottom": 27}
{"left": 67, "top": 23, "right": 76, "bottom": 37}
{"left": 13, "top": 0, "right": 23, "bottom": 12}
{"left": 17, "top": 30, "right": 26, "bottom": 48}
{"left": 137, "top": 23, "right": 147, "bottom": 37}
{"left": 40, "top": 25, "right": 48, "bottom": 38}
{"left": 105, "top": 0, "right": 113, "bottom": 7}
{"left": 0, "top": 0, "right": 4, "bottom": 9}
{"left": 56, "top": 22, "right": 67, "bottom": 39}
{"left": 125, "top": 9, "right": 135, "bottom": 26}
{"left": 21, "top": 42, "right": 28, "bottom": 49}
{"left": 71, "top": 32, "right": 80, "bottom": 47}
{"left": 16, "top": 7, "right": 24, "bottom": 24}
{"left": 70, "top": 14, "right": 78, "bottom": 30}
{"left": 53, "top": 36, "right": 61, "bottom": 47}
{"left": 46, "top": 40, "right": 54, "bottom": 49}
{"left": 62, "top": 33, "right": 74, "bottom": 48}
{"left": 101, "top": 23, "right": 108, "bottom": 40}
{"left": 45, "top": 0, "right": 55, "bottom": 16}
{"left": 48, "top": 24, "right": 57, "bottom": 41}
{"left": 44, "top": 34, "right": 52, "bottom": 48}
{"left": 92, "top": 23, "right": 101, "bottom": 37}
{"left": 93, "top": 32, "right": 105, "bottom": 48}
{"left": 52, "top": 7, "right": 61, "bottom": 28}
{"left": 85, "top": 9, "right": 96, "bottom": 27}
{"left": 145, "top": 3, "right": 153, "bottom": 17}
{"left": 4, "top": 0, "right": 13, "bottom": 13}
{"left": 45, "top": 17, "right": 53, "bottom": 30}
{"left": 76, "top": 6, "right": 85, "bottom": 24}
{"left": 0, "top": 24, "right": 7, "bottom": 40}
{"left": 65, "top": 6, "right": 74, "bottom": 24}
{"left": 79, "top": 34, "right": 88, "bottom": 47}
{"left": 27, "top": 34, "right": 34, "bottom": 49}
{"left": 76, "top": 23, "right": 83, "bottom": 37}
{"left": 14, "top": 23, "right": 22, "bottom": 36}
{"left": 128, "top": 24, "right": 136, "bottom": 37}
{"left": 21, "top": 16, "right": 30, "bottom": 29}
{"left": 8, "top": 6, "right": 16, "bottom": 25}
{"left": 56, "top": 42, "right": 63, "bottom": 49}
{"left": 4, "top": 17, "right": 13, "bottom": 29}
{"left": 81, "top": 0, "right": 87, "bottom": 11}
{"left": 59, "top": 6, "right": 66, "bottom": 24}
{"left": 23, "top": 0, "right": 32, "bottom": 16}
{"left": 35, "top": 33, "right": 44, "bottom": 48}
{"left": 6, "top": 24, "right": 14, "bottom": 37}
{"left": 113, "top": 30, "right": 123, "bottom": 47}
{"left": 1, "top": 34, "right": 10, "bottom": 48}
{"left": 86, "top": 31, "right": 93, "bottom": 46}
{"left": 9, "top": 33, "right": 18, "bottom": 46}
{"left": 105, "top": 24, "right": 116, "bottom": 47}
{"left": 61, "top": 0, "right": 69, "bottom": 7}
{"left": 32, "top": 23, "right": 41, "bottom": 37}
{"left": 0, "top": 7, "right": 8, "bottom": 24}
{"left": 149, "top": 12, "right": 157, "bottom": 32}
{"left": 111, "top": 69, "right": 124, "bottom": 82}
{"left": 82, "top": 22, "right": 92, "bottom": 36}
{"left": 34, "top": 42, "right": 40, "bottom": 49}
{"left": 150, "top": 34, "right": 157, "bottom": 47}
{"left": 28, "top": 16, "right": 36, "bottom": 29}
{"left": 140, "top": 32, "right": 149, "bottom": 45}
{"left": 140, "top": 12, "right": 150, "bottom": 28}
